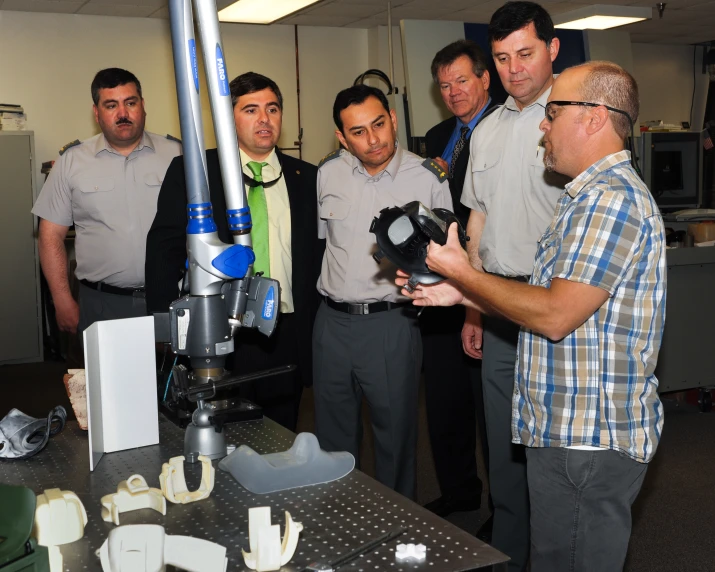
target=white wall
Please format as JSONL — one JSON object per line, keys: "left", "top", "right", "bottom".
{"left": 585, "top": 30, "right": 634, "bottom": 75}
{"left": 367, "top": 25, "right": 406, "bottom": 93}
{"left": 400, "top": 19, "right": 465, "bottom": 137}
{"left": 631, "top": 43, "right": 709, "bottom": 128}
{"left": 0, "top": 10, "right": 368, "bottom": 192}
{"left": 298, "top": 26, "right": 369, "bottom": 162}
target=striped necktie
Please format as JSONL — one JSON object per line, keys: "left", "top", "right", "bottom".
{"left": 450, "top": 125, "right": 470, "bottom": 178}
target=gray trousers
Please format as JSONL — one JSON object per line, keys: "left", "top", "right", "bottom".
{"left": 312, "top": 301, "right": 422, "bottom": 499}
{"left": 526, "top": 447, "right": 648, "bottom": 572}
{"left": 78, "top": 283, "right": 148, "bottom": 335}
{"left": 482, "top": 315, "right": 530, "bottom": 572}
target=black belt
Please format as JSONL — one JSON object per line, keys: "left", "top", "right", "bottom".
{"left": 80, "top": 279, "right": 146, "bottom": 298}
{"left": 324, "top": 297, "right": 409, "bottom": 315}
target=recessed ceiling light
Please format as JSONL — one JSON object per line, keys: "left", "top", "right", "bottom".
{"left": 553, "top": 4, "right": 653, "bottom": 30}
{"left": 219, "top": 0, "right": 322, "bottom": 24}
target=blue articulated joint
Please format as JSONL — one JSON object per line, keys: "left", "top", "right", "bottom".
{"left": 227, "top": 207, "right": 252, "bottom": 233}
{"left": 187, "top": 202, "right": 218, "bottom": 234}
{"left": 212, "top": 244, "right": 255, "bottom": 279}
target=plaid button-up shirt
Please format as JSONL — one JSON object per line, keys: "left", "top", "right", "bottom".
{"left": 512, "top": 151, "right": 666, "bottom": 463}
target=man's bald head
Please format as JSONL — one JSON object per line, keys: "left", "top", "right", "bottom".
{"left": 572, "top": 61, "right": 639, "bottom": 141}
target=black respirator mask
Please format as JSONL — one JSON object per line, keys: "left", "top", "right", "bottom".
{"left": 369, "top": 201, "right": 468, "bottom": 293}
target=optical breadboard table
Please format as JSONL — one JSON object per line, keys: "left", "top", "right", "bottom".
{"left": 0, "top": 416, "right": 509, "bottom": 571}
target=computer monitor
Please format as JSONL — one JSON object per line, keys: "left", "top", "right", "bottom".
{"left": 641, "top": 131, "right": 703, "bottom": 211}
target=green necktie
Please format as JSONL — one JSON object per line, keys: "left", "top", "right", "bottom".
{"left": 246, "top": 161, "right": 270, "bottom": 278}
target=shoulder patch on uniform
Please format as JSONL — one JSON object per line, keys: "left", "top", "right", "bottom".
{"left": 318, "top": 149, "right": 342, "bottom": 168}
{"left": 421, "top": 158, "right": 448, "bottom": 181}
{"left": 58, "top": 139, "right": 81, "bottom": 156}
{"left": 166, "top": 133, "right": 182, "bottom": 144}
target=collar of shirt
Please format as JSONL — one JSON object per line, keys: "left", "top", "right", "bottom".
{"left": 240, "top": 147, "right": 280, "bottom": 180}
{"left": 93, "top": 131, "right": 154, "bottom": 157}
{"left": 501, "top": 81, "right": 553, "bottom": 115}
{"left": 461, "top": 97, "right": 492, "bottom": 133}
{"left": 565, "top": 150, "right": 632, "bottom": 198}
{"left": 351, "top": 143, "right": 404, "bottom": 181}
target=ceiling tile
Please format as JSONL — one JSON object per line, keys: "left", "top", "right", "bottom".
{"left": 1, "top": 0, "right": 713, "bottom": 43}
{"left": 332, "top": 0, "right": 411, "bottom": 5}
{"left": 303, "top": 2, "right": 379, "bottom": 18}
{"left": 149, "top": 5, "right": 169, "bottom": 18}
{"left": 279, "top": 13, "right": 359, "bottom": 26}
{"left": 77, "top": 3, "right": 157, "bottom": 16}
{"left": 88, "top": 0, "right": 166, "bottom": 6}
{"left": 544, "top": 2, "right": 593, "bottom": 15}
{"left": 344, "top": 14, "right": 388, "bottom": 27}
{"left": 1, "top": 0, "right": 83, "bottom": 12}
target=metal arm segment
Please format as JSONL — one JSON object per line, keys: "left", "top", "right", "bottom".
{"left": 194, "top": 0, "right": 252, "bottom": 248}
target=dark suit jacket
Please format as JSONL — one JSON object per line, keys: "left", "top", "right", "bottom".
{"left": 425, "top": 103, "right": 498, "bottom": 227}
{"left": 145, "top": 148, "right": 322, "bottom": 386}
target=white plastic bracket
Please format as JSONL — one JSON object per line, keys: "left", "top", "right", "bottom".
{"left": 97, "top": 524, "right": 227, "bottom": 572}
{"left": 160, "top": 455, "right": 215, "bottom": 504}
{"left": 242, "top": 507, "right": 303, "bottom": 572}
{"left": 395, "top": 543, "right": 427, "bottom": 561}
{"left": 100, "top": 474, "right": 167, "bottom": 525}
{"left": 48, "top": 545, "right": 63, "bottom": 572}
{"left": 33, "top": 488, "right": 88, "bottom": 546}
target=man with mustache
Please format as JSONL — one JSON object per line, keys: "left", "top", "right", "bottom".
{"left": 399, "top": 61, "right": 666, "bottom": 572}
{"left": 145, "top": 72, "right": 321, "bottom": 432}
{"left": 33, "top": 68, "right": 181, "bottom": 336}
{"left": 312, "top": 84, "right": 451, "bottom": 498}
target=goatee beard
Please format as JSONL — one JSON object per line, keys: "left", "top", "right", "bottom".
{"left": 544, "top": 151, "right": 557, "bottom": 173}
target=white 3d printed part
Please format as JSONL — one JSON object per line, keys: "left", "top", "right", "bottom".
{"left": 48, "top": 546, "right": 63, "bottom": 572}
{"left": 160, "top": 455, "right": 215, "bottom": 504}
{"left": 242, "top": 507, "right": 303, "bottom": 572}
{"left": 395, "top": 543, "right": 427, "bottom": 561}
{"left": 33, "top": 488, "right": 88, "bottom": 546}
{"left": 100, "top": 474, "right": 167, "bottom": 525}
{"left": 97, "top": 524, "right": 227, "bottom": 572}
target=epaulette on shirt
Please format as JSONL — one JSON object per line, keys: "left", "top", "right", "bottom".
{"left": 318, "top": 148, "right": 342, "bottom": 168}
{"left": 58, "top": 139, "right": 81, "bottom": 156}
{"left": 421, "top": 158, "right": 448, "bottom": 181}
{"left": 166, "top": 134, "right": 182, "bottom": 144}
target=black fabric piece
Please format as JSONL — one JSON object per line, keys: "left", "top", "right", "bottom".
{"left": 243, "top": 170, "right": 284, "bottom": 189}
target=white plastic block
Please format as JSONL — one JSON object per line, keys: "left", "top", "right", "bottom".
{"left": 100, "top": 474, "right": 167, "bottom": 525}
{"left": 98, "top": 524, "right": 227, "bottom": 572}
{"left": 84, "top": 316, "right": 159, "bottom": 471}
{"left": 395, "top": 543, "right": 427, "bottom": 561}
{"left": 242, "top": 508, "right": 303, "bottom": 572}
{"left": 33, "top": 488, "right": 88, "bottom": 546}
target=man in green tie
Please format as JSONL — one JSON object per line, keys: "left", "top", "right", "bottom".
{"left": 146, "top": 72, "right": 322, "bottom": 431}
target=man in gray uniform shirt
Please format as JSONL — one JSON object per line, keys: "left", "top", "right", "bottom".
{"left": 32, "top": 68, "right": 181, "bottom": 336}
{"left": 460, "top": 3, "right": 568, "bottom": 570}
{"left": 314, "top": 85, "right": 451, "bottom": 499}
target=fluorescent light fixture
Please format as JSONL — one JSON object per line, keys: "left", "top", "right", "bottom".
{"left": 219, "top": 0, "right": 322, "bottom": 24}
{"left": 553, "top": 4, "right": 652, "bottom": 30}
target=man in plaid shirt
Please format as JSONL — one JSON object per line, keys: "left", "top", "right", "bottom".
{"left": 398, "top": 61, "right": 666, "bottom": 572}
